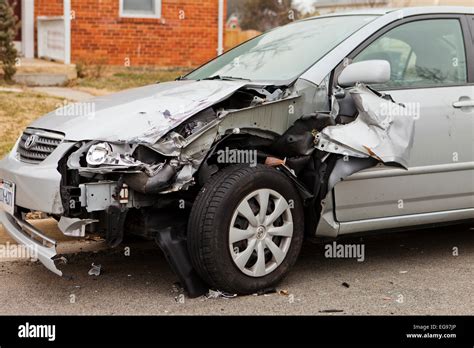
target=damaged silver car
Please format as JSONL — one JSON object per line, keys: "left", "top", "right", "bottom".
{"left": 1, "top": 7, "right": 473, "bottom": 296}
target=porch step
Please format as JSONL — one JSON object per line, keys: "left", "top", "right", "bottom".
{"left": 12, "top": 58, "right": 77, "bottom": 86}
{"left": 13, "top": 73, "right": 69, "bottom": 87}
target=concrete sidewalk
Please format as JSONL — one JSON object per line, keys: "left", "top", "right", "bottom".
{"left": 0, "top": 86, "right": 97, "bottom": 102}
{"left": 31, "top": 87, "right": 96, "bottom": 102}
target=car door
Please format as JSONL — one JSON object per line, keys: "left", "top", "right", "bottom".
{"left": 332, "top": 14, "right": 474, "bottom": 223}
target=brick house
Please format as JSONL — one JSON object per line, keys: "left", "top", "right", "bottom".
{"left": 14, "top": 0, "right": 226, "bottom": 68}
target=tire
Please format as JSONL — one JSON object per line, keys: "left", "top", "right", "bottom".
{"left": 187, "top": 164, "right": 304, "bottom": 294}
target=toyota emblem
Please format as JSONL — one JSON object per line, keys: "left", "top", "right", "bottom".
{"left": 24, "top": 135, "right": 39, "bottom": 149}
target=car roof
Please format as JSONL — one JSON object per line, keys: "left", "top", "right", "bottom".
{"left": 303, "top": 6, "right": 473, "bottom": 20}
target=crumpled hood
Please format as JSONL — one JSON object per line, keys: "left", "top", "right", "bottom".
{"left": 30, "top": 80, "right": 248, "bottom": 144}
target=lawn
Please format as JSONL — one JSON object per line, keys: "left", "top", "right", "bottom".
{"left": 69, "top": 66, "right": 191, "bottom": 92}
{"left": 0, "top": 91, "right": 67, "bottom": 158}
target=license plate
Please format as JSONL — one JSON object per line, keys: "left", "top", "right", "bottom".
{"left": 0, "top": 179, "right": 15, "bottom": 215}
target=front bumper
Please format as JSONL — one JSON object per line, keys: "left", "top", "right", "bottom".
{"left": 0, "top": 211, "right": 62, "bottom": 275}
{"left": 0, "top": 142, "right": 75, "bottom": 214}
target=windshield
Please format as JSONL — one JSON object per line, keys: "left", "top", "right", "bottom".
{"left": 185, "top": 15, "right": 378, "bottom": 82}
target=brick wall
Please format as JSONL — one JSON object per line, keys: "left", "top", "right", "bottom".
{"left": 35, "top": 0, "right": 223, "bottom": 68}
{"left": 35, "top": 0, "right": 63, "bottom": 17}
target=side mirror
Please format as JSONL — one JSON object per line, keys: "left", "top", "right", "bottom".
{"left": 338, "top": 60, "right": 391, "bottom": 88}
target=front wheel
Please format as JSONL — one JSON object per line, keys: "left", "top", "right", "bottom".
{"left": 187, "top": 164, "right": 304, "bottom": 294}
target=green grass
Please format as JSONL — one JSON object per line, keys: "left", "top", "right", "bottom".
{"left": 70, "top": 67, "right": 191, "bottom": 92}
{"left": 0, "top": 91, "right": 67, "bottom": 158}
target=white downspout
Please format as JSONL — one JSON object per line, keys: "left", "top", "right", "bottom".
{"left": 217, "top": 0, "right": 224, "bottom": 56}
{"left": 64, "top": 0, "right": 71, "bottom": 64}
{"left": 21, "top": 0, "right": 35, "bottom": 58}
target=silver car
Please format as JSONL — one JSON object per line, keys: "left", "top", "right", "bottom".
{"left": 1, "top": 6, "right": 473, "bottom": 296}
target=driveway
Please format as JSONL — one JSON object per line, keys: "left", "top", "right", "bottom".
{"left": 0, "top": 221, "right": 472, "bottom": 315}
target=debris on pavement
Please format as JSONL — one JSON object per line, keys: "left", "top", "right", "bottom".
{"left": 86, "top": 235, "right": 105, "bottom": 242}
{"left": 279, "top": 289, "right": 290, "bottom": 296}
{"left": 255, "top": 288, "right": 277, "bottom": 296}
{"left": 172, "top": 282, "right": 184, "bottom": 293}
{"left": 319, "top": 309, "right": 344, "bottom": 313}
{"left": 342, "top": 282, "right": 350, "bottom": 288}
{"left": 54, "top": 256, "right": 68, "bottom": 265}
{"left": 399, "top": 271, "right": 408, "bottom": 274}
{"left": 205, "top": 289, "right": 237, "bottom": 299}
{"left": 88, "top": 263, "right": 102, "bottom": 276}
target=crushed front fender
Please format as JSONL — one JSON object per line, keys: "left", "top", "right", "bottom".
{"left": 315, "top": 84, "right": 416, "bottom": 169}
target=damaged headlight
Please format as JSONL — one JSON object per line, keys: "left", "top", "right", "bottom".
{"left": 86, "top": 142, "right": 138, "bottom": 167}
{"left": 86, "top": 142, "right": 113, "bottom": 166}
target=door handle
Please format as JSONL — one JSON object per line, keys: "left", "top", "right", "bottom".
{"left": 453, "top": 99, "right": 474, "bottom": 108}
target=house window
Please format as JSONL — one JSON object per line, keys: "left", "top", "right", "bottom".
{"left": 119, "top": 0, "right": 161, "bottom": 18}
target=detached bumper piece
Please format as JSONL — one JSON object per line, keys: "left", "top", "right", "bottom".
{"left": 0, "top": 211, "right": 63, "bottom": 276}
{"left": 155, "top": 227, "right": 208, "bottom": 299}
{"left": 133, "top": 208, "right": 208, "bottom": 298}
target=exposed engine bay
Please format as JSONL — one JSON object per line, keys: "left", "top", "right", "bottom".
{"left": 53, "top": 78, "right": 414, "bottom": 250}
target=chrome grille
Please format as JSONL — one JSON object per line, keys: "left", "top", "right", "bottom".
{"left": 18, "top": 128, "right": 64, "bottom": 164}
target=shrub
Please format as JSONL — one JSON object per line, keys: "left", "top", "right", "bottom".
{"left": 0, "top": 0, "right": 20, "bottom": 82}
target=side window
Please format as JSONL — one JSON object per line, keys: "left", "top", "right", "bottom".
{"left": 354, "top": 19, "right": 467, "bottom": 89}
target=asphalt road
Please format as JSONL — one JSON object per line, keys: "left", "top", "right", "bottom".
{"left": 0, "top": 223, "right": 472, "bottom": 315}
